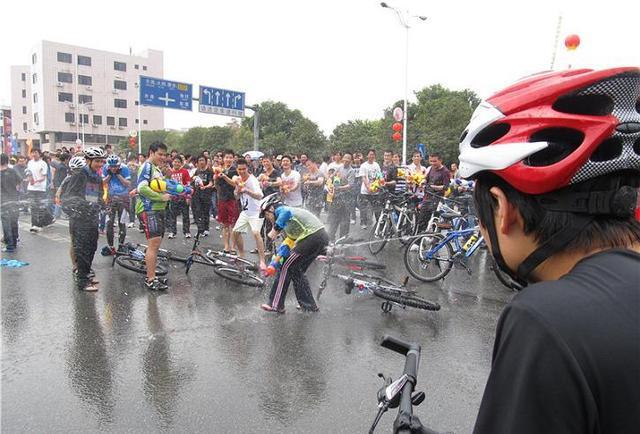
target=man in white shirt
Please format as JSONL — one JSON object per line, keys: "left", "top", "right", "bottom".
{"left": 358, "top": 149, "right": 382, "bottom": 230}
{"left": 232, "top": 158, "right": 266, "bottom": 269}
{"left": 278, "top": 155, "right": 303, "bottom": 207}
{"left": 26, "top": 148, "right": 50, "bottom": 232}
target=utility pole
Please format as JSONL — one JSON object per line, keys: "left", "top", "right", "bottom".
{"left": 245, "top": 104, "right": 260, "bottom": 151}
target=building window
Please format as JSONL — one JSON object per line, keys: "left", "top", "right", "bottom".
{"left": 114, "top": 80, "right": 127, "bottom": 90}
{"left": 114, "top": 61, "right": 127, "bottom": 72}
{"left": 23, "top": 122, "right": 28, "bottom": 131}
{"left": 114, "top": 99, "right": 127, "bottom": 109}
{"left": 21, "top": 89, "right": 26, "bottom": 98}
{"left": 58, "top": 72, "right": 73, "bottom": 83}
{"left": 32, "top": 73, "right": 37, "bottom": 84}
{"left": 93, "top": 115, "right": 102, "bottom": 125}
{"left": 22, "top": 106, "right": 27, "bottom": 114}
{"left": 107, "top": 116, "right": 115, "bottom": 126}
{"left": 65, "top": 112, "right": 75, "bottom": 123}
{"left": 79, "top": 95, "right": 92, "bottom": 104}
{"left": 78, "top": 75, "right": 92, "bottom": 85}
{"left": 21, "top": 73, "right": 26, "bottom": 81}
{"left": 134, "top": 100, "right": 139, "bottom": 106}
{"left": 33, "top": 113, "right": 39, "bottom": 124}
{"left": 80, "top": 114, "right": 89, "bottom": 124}
{"left": 142, "top": 65, "right": 147, "bottom": 71}
{"left": 134, "top": 64, "right": 139, "bottom": 70}
{"left": 32, "top": 53, "right": 37, "bottom": 64}
{"left": 33, "top": 93, "right": 38, "bottom": 103}
{"left": 57, "top": 52, "right": 72, "bottom": 63}
{"left": 58, "top": 92, "right": 73, "bottom": 102}
{"left": 135, "top": 119, "right": 139, "bottom": 124}
{"left": 77, "top": 55, "right": 91, "bottom": 66}
{"left": 143, "top": 120, "right": 148, "bottom": 125}
{"left": 118, "top": 117, "right": 127, "bottom": 127}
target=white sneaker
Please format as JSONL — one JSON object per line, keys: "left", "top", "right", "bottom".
{"left": 127, "top": 223, "right": 134, "bottom": 228}
{"left": 360, "top": 224, "right": 367, "bottom": 230}
{"left": 350, "top": 219, "right": 356, "bottom": 225}
{"left": 203, "top": 230, "right": 210, "bottom": 237}
{"left": 30, "top": 226, "right": 41, "bottom": 233}
{"left": 167, "top": 232, "right": 175, "bottom": 239}
{"left": 184, "top": 233, "right": 192, "bottom": 238}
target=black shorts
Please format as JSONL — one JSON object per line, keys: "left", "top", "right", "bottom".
{"left": 140, "top": 210, "right": 166, "bottom": 239}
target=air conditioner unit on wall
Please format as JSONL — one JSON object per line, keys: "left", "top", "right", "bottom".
{"left": 69, "top": 122, "right": 76, "bottom": 126}
{"left": 86, "top": 86, "right": 92, "bottom": 91}
{"left": 56, "top": 82, "right": 64, "bottom": 87}
{"left": 68, "top": 104, "right": 75, "bottom": 109}
{"left": 112, "top": 90, "right": 118, "bottom": 94}
{"left": 92, "top": 124, "right": 98, "bottom": 128}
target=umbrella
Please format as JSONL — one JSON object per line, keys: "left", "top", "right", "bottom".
{"left": 243, "top": 150, "right": 264, "bottom": 160}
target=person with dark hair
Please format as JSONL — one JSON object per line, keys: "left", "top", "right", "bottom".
{"left": 166, "top": 156, "right": 191, "bottom": 239}
{"left": 1, "top": 153, "right": 21, "bottom": 252}
{"left": 136, "top": 141, "right": 171, "bottom": 290}
{"left": 256, "top": 155, "right": 281, "bottom": 253}
{"left": 191, "top": 154, "right": 214, "bottom": 237}
{"left": 278, "top": 155, "right": 303, "bottom": 207}
{"left": 215, "top": 149, "right": 239, "bottom": 252}
{"left": 26, "top": 148, "right": 50, "bottom": 232}
{"left": 102, "top": 154, "right": 131, "bottom": 253}
{"left": 51, "top": 152, "right": 70, "bottom": 219}
{"left": 232, "top": 157, "right": 266, "bottom": 268}
{"left": 327, "top": 152, "right": 356, "bottom": 240}
{"left": 453, "top": 67, "right": 640, "bottom": 434}
{"left": 358, "top": 149, "right": 382, "bottom": 229}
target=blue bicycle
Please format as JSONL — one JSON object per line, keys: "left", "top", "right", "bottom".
{"left": 403, "top": 225, "right": 485, "bottom": 282}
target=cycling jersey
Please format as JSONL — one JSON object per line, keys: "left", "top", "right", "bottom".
{"left": 135, "top": 161, "right": 167, "bottom": 214}
{"left": 60, "top": 166, "right": 104, "bottom": 220}
{"left": 102, "top": 164, "right": 131, "bottom": 196}
{"left": 274, "top": 206, "right": 324, "bottom": 242}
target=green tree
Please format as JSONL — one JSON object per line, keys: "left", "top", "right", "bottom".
{"left": 328, "top": 119, "right": 388, "bottom": 155}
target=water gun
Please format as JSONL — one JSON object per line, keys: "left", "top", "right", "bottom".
{"left": 264, "top": 237, "right": 295, "bottom": 277}
{"left": 213, "top": 166, "right": 223, "bottom": 179}
{"left": 149, "top": 178, "right": 192, "bottom": 196}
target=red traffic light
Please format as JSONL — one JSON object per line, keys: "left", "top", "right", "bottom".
{"left": 392, "top": 132, "right": 402, "bottom": 141}
{"left": 392, "top": 122, "right": 403, "bottom": 132}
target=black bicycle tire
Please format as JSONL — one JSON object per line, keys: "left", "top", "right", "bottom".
{"left": 368, "top": 218, "right": 389, "bottom": 255}
{"left": 214, "top": 266, "right": 265, "bottom": 287}
{"left": 403, "top": 233, "right": 454, "bottom": 282}
{"left": 334, "top": 256, "right": 386, "bottom": 270}
{"left": 371, "top": 287, "right": 440, "bottom": 311}
{"left": 115, "top": 256, "right": 169, "bottom": 276}
{"left": 159, "top": 251, "right": 188, "bottom": 263}
{"left": 205, "top": 251, "right": 258, "bottom": 271}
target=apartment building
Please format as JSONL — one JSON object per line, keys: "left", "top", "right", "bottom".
{"left": 10, "top": 40, "right": 164, "bottom": 151}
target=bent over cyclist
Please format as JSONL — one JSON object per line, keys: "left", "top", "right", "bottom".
{"left": 259, "top": 193, "right": 328, "bottom": 313}
{"left": 457, "top": 67, "right": 640, "bottom": 434}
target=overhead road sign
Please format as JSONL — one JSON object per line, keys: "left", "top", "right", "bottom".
{"left": 199, "top": 85, "right": 245, "bottom": 117}
{"left": 140, "top": 76, "right": 193, "bottom": 111}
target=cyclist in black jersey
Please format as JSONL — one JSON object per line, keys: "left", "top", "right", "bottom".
{"left": 453, "top": 67, "right": 640, "bottom": 434}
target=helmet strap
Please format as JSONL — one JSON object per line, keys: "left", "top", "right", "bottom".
{"left": 483, "top": 210, "right": 527, "bottom": 289}
{"left": 516, "top": 214, "right": 593, "bottom": 281}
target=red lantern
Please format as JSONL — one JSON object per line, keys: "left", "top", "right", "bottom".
{"left": 392, "top": 122, "right": 403, "bottom": 132}
{"left": 392, "top": 132, "right": 402, "bottom": 141}
{"left": 564, "top": 34, "right": 580, "bottom": 51}
{"left": 129, "top": 136, "right": 136, "bottom": 148}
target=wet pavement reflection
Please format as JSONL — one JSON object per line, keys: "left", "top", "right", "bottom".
{"left": 1, "top": 219, "right": 514, "bottom": 433}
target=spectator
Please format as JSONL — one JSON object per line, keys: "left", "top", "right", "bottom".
{"left": 278, "top": 155, "right": 303, "bottom": 207}
{"left": 327, "top": 152, "right": 356, "bottom": 241}
{"left": 358, "top": 149, "right": 382, "bottom": 230}
{"left": 191, "top": 154, "right": 214, "bottom": 237}
{"left": 1, "top": 153, "right": 21, "bottom": 252}
{"left": 167, "top": 156, "right": 192, "bottom": 239}
{"left": 303, "top": 159, "right": 325, "bottom": 217}
{"left": 215, "top": 149, "right": 239, "bottom": 253}
{"left": 26, "top": 149, "right": 51, "bottom": 232}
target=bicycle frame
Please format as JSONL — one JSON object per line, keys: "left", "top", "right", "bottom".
{"left": 421, "top": 227, "right": 484, "bottom": 262}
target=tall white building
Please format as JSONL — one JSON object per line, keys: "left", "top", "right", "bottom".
{"left": 10, "top": 40, "right": 164, "bottom": 151}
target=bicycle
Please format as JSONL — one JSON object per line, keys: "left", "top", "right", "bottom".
{"left": 369, "top": 336, "right": 444, "bottom": 434}
{"left": 335, "top": 272, "right": 440, "bottom": 313}
{"left": 112, "top": 242, "right": 169, "bottom": 276}
{"left": 403, "top": 226, "right": 485, "bottom": 282}
{"left": 184, "top": 234, "right": 264, "bottom": 287}
{"left": 369, "top": 192, "right": 420, "bottom": 255}
{"left": 316, "top": 236, "right": 386, "bottom": 300}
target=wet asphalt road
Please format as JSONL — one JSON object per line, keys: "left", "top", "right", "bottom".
{"left": 1, "top": 215, "right": 514, "bottom": 433}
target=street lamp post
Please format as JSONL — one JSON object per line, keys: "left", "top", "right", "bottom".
{"left": 380, "top": 2, "right": 427, "bottom": 165}
{"left": 245, "top": 104, "right": 260, "bottom": 151}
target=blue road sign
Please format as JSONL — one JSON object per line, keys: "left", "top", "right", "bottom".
{"left": 139, "top": 76, "right": 192, "bottom": 111}
{"left": 199, "top": 85, "right": 245, "bottom": 117}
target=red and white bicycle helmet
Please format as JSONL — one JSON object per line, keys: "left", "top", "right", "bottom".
{"left": 459, "top": 67, "right": 640, "bottom": 194}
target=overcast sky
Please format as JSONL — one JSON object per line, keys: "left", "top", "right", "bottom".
{"left": 2, "top": 0, "right": 638, "bottom": 135}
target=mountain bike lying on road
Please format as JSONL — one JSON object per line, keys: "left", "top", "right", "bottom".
{"left": 369, "top": 336, "right": 445, "bottom": 434}
{"left": 184, "top": 233, "right": 264, "bottom": 287}
{"left": 112, "top": 243, "right": 169, "bottom": 276}
{"left": 335, "top": 273, "right": 440, "bottom": 313}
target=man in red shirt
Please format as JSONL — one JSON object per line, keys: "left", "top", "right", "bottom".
{"left": 167, "top": 156, "right": 192, "bottom": 239}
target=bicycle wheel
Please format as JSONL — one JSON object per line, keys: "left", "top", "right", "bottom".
{"left": 397, "top": 211, "right": 417, "bottom": 245}
{"left": 350, "top": 272, "right": 406, "bottom": 289}
{"left": 368, "top": 215, "right": 391, "bottom": 255}
{"left": 206, "top": 251, "right": 258, "bottom": 271}
{"left": 371, "top": 287, "right": 440, "bottom": 311}
{"left": 403, "top": 233, "right": 454, "bottom": 282}
{"left": 115, "top": 256, "right": 169, "bottom": 276}
{"left": 334, "top": 256, "right": 386, "bottom": 271}
{"left": 214, "top": 266, "right": 265, "bottom": 287}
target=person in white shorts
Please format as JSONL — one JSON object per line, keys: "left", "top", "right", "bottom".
{"left": 232, "top": 157, "right": 266, "bottom": 270}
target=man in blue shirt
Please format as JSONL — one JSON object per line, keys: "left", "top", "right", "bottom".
{"left": 102, "top": 154, "right": 131, "bottom": 253}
